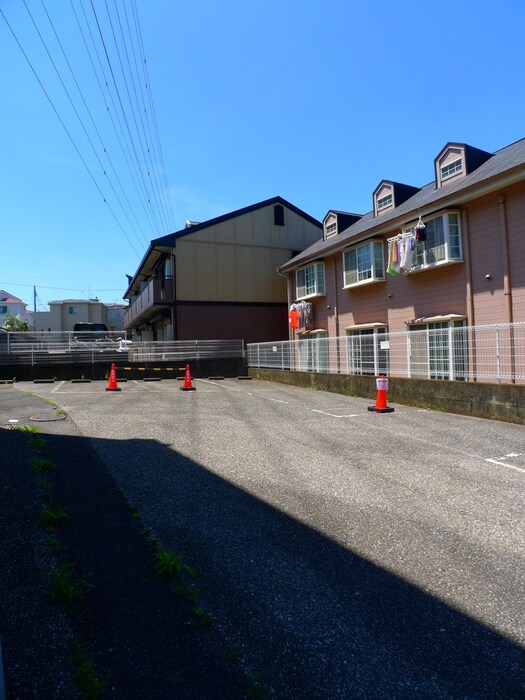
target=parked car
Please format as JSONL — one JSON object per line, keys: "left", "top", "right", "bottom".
{"left": 72, "top": 322, "right": 110, "bottom": 341}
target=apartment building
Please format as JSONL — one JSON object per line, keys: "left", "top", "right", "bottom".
{"left": 278, "top": 138, "right": 525, "bottom": 381}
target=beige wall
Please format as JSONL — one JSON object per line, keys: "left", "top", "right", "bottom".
{"left": 34, "top": 302, "right": 108, "bottom": 332}
{"left": 176, "top": 204, "right": 321, "bottom": 304}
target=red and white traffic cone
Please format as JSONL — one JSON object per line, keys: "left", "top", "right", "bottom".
{"left": 368, "top": 374, "right": 394, "bottom": 413}
{"left": 105, "top": 363, "right": 121, "bottom": 392}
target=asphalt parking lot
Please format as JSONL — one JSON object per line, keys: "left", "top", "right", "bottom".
{"left": 9, "top": 377, "right": 525, "bottom": 698}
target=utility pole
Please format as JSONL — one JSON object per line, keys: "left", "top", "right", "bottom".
{"left": 34, "top": 286, "right": 36, "bottom": 313}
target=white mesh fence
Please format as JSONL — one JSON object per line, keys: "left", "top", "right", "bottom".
{"left": 247, "top": 322, "right": 525, "bottom": 384}
{"left": 0, "top": 332, "right": 244, "bottom": 366}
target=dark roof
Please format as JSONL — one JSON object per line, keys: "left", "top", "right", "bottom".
{"left": 324, "top": 210, "right": 362, "bottom": 230}
{"left": 125, "top": 196, "right": 322, "bottom": 297}
{"left": 280, "top": 137, "right": 525, "bottom": 271}
{"left": 150, "top": 196, "right": 321, "bottom": 248}
{"left": 435, "top": 142, "right": 492, "bottom": 175}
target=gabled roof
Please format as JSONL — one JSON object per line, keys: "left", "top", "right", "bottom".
{"left": 125, "top": 196, "right": 322, "bottom": 297}
{"left": 435, "top": 142, "right": 492, "bottom": 175}
{"left": 0, "top": 290, "right": 25, "bottom": 304}
{"left": 280, "top": 137, "right": 525, "bottom": 272}
{"left": 150, "top": 195, "right": 321, "bottom": 248}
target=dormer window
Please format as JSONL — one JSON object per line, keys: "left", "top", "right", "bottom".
{"left": 373, "top": 181, "right": 418, "bottom": 217}
{"left": 377, "top": 194, "right": 393, "bottom": 211}
{"left": 324, "top": 213, "right": 338, "bottom": 239}
{"left": 435, "top": 143, "right": 491, "bottom": 188}
{"left": 374, "top": 183, "right": 394, "bottom": 216}
{"left": 440, "top": 158, "right": 463, "bottom": 180}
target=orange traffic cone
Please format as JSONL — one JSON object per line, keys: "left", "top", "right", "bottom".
{"left": 368, "top": 374, "right": 394, "bottom": 413}
{"left": 105, "top": 363, "right": 121, "bottom": 392}
{"left": 180, "top": 364, "right": 196, "bottom": 392}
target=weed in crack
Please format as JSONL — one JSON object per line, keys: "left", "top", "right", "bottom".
{"left": 29, "top": 436, "right": 47, "bottom": 451}
{"left": 52, "top": 563, "right": 93, "bottom": 611}
{"left": 31, "top": 458, "right": 55, "bottom": 474}
{"left": 155, "top": 546, "right": 197, "bottom": 582}
{"left": 40, "top": 504, "right": 67, "bottom": 528}
{"left": 72, "top": 644, "right": 105, "bottom": 699}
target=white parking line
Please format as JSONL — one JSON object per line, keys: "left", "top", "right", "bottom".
{"left": 196, "top": 379, "right": 241, "bottom": 392}
{"left": 485, "top": 457, "right": 525, "bottom": 474}
{"left": 311, "top": 410, "right": 361, "bottom": 418}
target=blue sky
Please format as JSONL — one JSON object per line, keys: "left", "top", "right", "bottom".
{"left": 1, "top": 0, "right": 524, "bottom": 310}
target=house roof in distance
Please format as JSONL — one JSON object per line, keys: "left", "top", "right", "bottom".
{"left": 0, "top": 290, "right": 25, "bottom": 304}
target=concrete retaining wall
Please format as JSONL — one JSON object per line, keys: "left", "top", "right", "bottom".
{"left": 248, "top": 369, "right": 525, "bottom": 425}
{"left": 0, "top": 358, "right": 247, "bottom": 382}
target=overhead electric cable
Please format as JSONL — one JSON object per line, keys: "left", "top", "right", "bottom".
{"left": 90, "top": 0, "right": 163, "bottom": 234}
{"left": 72, "top": 0, "right": 159, "bottom": 236}
{"left": 40, "top": 0, "right": 149, "bottom": 247}
{"left": 110, "top": 0, "right": 172, "bottom": 233}
{"left": 120, "top": 0, "right": 174, "bottom": 231}
{"left": 131, "top": 0, "right": 177, "bottom": 227}
{"left": 22, "top": 0, "right": 145, "bottom": 252}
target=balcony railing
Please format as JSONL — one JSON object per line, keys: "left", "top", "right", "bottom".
{"left": 124, "top": 277, "right": 174, "bottom": 326}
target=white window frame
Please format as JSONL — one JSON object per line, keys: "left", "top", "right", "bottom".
{"left": 407, "top": 320, "right": 467, "bottom": 380}
{"left": 440, "top": 158, "right": 463, "bottom": 181}
{"left": 377, "top": 193, "right": 393, "bottom": 211}
{"left": 296, "top": 263, "right": 325, "bottom": 300}
{"left": 343, "top": 241, "right": 385, "bottom": 288}
{"left": 404, "top": 211, "right": 462, "bottom": 272}
{"left": 298, "top": 331, "right": 328, "bottom": 372}
{"left": 325, "top": 221, "right": 337, "bottom": 237}
{"left": 346, "top": 326, "right": 389, "bottom": 376}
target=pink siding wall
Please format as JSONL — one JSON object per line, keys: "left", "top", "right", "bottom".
{"left": 506, "top": 184, "right": 525, "bottom": 323}
{"left": 304, "top": 252, "right": 467, "bottom": 336}
{"left": 289, "top": 182, "right": 525, "bottom": 339}
{"left": 467, "top": 194, "right": 507, "bottom": 325}
{"left": 386, "top": 264, "right": 467, "bottom": 331}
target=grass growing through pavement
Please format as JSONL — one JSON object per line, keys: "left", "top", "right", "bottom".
{"left": 155, "top": 545, "right": 197, "bottom": 581}
{"left": 52, "top": 563, "right": 93, "bottom": 611}
{"left": 29, "top": 435, "right": 47, "bottom": 450}
{"left": 31, "top": 457, "right": 55, "bottom": 474}
{"left": 40, "top": 503, "right": 68, "bottom": 528}
{"left": 72, "top": 645, "right": 105, "bottom": 700}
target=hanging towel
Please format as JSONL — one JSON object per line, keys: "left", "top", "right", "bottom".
{"left": 387, "top": 239, "right": 399, "bottom": 275}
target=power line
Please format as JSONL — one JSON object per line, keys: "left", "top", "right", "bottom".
{"left": 1, "top": 1, "right": 177, "bottom": 259}
{"left": 0, "top": 281, "right": 125, "bottom": 292}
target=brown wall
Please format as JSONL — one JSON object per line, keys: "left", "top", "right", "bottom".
{"left": 176, "top": 303, "right": 288, "bottom": 343}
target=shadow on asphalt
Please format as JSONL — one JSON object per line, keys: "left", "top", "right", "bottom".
{"left": 2, "top": 424, "right": 524, "bottom": 699}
